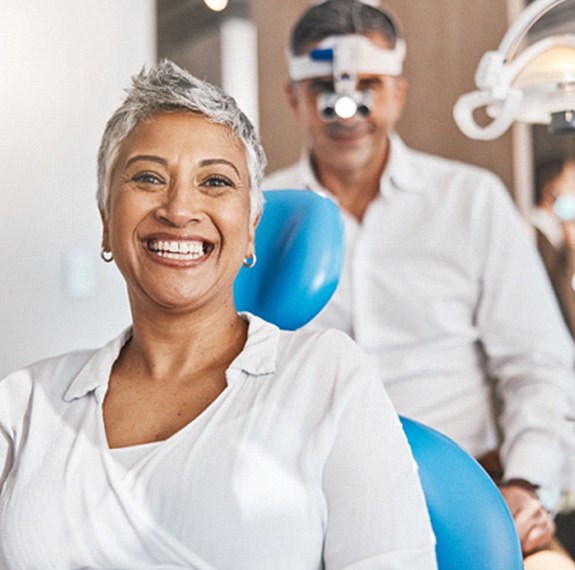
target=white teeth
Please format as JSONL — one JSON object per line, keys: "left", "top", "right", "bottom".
{"left": 148, "top": 240, "right": 206, "bottom": 260}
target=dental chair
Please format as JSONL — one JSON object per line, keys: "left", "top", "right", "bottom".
{"left": 234, "top": 189, "right": 343, "bottom": 330}
{"left": 234, "top": 189, "right": 523, "bottom": 569}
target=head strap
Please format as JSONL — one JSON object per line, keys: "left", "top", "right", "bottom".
{"left": 287, "top": 34, "right": 406, "bottom": 81}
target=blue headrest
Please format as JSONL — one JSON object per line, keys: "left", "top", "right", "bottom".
{"left": 234, "top": 189, "right": 344, "bottom": 330}
{"left": 400, "top": 417, "right": 523, "bottom": 569}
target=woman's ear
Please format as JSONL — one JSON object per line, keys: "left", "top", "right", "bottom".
{"left": 99, "top": 209, "right": 110, "bottom": 251}
{"left": 247, "top": 211, "right": 261, "bottom": 252}
{"left": 252, "top": 211, "right": 262, "bottom": 231}
{"left": 246, "top": 212, "right": 262, "bottom": 258}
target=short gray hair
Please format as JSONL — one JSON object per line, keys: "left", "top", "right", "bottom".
{"left": 290, "top": 0, "right": 401, "bottom": 56}
{"left": 97, "top": 60, "right": 266, "bottom": 220}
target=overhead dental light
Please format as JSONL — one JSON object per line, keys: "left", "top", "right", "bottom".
{"left": 454, "top": 0, "right": 575, "bottom": 140}
{"left": 287, "top": 34, "right": 406, "bottom": 121}
{"left": 203, "top": 0, "right": 228, "bottom": 12}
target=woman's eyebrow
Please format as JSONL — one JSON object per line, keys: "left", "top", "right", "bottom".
{"left": 125, "top": 155, "right": 168, "bottom": 169}
{"left": 200, "top": 158, "right": 241, "bottom": 178}
{"left": 124, "top": 156, "right": 241, "bottom": 178}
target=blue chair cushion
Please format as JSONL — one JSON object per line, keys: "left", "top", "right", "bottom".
{"left": 400, "top": 416, "right": 523, "bottom": 570}
{"left": 234, "top": 189, "right": 344, "bottom": 330}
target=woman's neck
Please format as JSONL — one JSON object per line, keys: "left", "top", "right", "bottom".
{"left": 120, "top": 302, "right": 248, "bottom": 385}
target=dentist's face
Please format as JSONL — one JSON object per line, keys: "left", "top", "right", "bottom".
{"left": 286, "top": 32, "right": 407, "bottom": 176}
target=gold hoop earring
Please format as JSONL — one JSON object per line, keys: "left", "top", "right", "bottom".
{"left": 243, "top": 253, "right": 257, "bottom": 269}
{"left": 100, "top": 248, "right": 113, "bottom": 263}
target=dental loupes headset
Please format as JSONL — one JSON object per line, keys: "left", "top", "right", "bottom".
{"left": 287, "top": 33, "right": 406, "bottom": 121}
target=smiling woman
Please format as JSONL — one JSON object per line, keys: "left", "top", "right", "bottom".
{"left": 0, "top": 60, "right": 437, "bottom": 569}
{"left": 102, "top": 112, "right": 254, "bottom": 320}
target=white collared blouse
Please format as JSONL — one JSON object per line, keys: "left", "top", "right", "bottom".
{"left": 0, "top": 314, "right": 436, "bottom": 569}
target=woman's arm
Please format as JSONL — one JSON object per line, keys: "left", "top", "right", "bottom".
{"left": 322, "top": 362, "right": 437, "bottom": 569}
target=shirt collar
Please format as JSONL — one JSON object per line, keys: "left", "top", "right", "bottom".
{"left": 295, "top": 149, "right": 329, "bottom": 195}
{"left": 63, "top": 314, "right": 278, "bottom": 402}
{"left": 229, "top": 313, "right": 278, "bottom": 377}
{"left": 296, "top": 133, "right": 423, "bottom": 197}
{"left": 63, "top": 328, "right": 132, "bottom": 403}
{"left": 384, "top": 133, "right": 424, "bottom": 194}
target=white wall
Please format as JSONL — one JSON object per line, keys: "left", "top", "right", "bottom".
{"left": 220, "top": 17, "right": 259, "bottom": 131}
{"left": 0, "top": 1, "right": 156, "bottom": 377}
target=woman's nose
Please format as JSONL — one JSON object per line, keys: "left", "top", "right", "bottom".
{"left": 155, "top": 183, "right": 205, "bottom": 227}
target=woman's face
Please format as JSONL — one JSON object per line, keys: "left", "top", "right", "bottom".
{"left": 101, "top": 111, "right": 256, "bottom": 315}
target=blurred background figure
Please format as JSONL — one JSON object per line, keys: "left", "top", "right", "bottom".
{"left": 532, "top": 157, "right": 575, "bottom": 340}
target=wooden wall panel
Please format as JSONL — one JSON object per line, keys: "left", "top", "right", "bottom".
{"left": 251, "top": 0, "right": 309, "bottom": 171}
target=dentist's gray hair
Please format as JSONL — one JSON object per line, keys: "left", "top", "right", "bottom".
{"left": 290, "top": 0, "right": 401, "bottom": 56}
{"left": 97, "top": 60, "right": 266, "bottom": 221}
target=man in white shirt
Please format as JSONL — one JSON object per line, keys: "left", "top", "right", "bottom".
{"left": 263, "top": 0, "right": 575, "bottom": 564}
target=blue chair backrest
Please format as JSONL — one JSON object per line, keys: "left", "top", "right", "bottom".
{"left": 234, "top": 188, "right": 523, "bottom": 569}
{"left": 234, "top": 189, "right": 344, "bottom": 330}
{"left": 401, "top": 417, "right": 523, "bottom": 569}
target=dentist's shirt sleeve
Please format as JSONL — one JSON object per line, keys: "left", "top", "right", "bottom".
{"left": 474, "top": 175, "right": 575, "bottom": 508}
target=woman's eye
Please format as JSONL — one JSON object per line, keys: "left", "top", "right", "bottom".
{"left": 203, "top": 175, "right": 234, "bottom": 189}
{"left": 132, "top": 172, "right": 164, "bottom": 185}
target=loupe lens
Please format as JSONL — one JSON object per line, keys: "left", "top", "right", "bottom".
{"left": 321, "top": 106, "right": 336, "bottom": 121}
{"left": 357, "top": 104, "right": 371, "bottom": 117}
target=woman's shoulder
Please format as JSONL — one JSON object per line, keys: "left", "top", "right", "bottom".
{"left": 0, "top": 349, "right": 97, "bottom": 391}
{"left": 280, "top": 325, "right": 360, "bottom": 354}
{"left": 243, "top": 312, "right": 358, "bottom": 355}
{"left": 276, "top": 326, "right": 378, "bottom": 385}
{"left": 269, "top": 327, "right": 389, "bottom": 423}
{"left": 241, "top": 315, "right": 382, "bottom": 400}
{"left": 0, "top": 349, "right": 98, "bottom": 429}
{"left": 0, "top": 328, "right": 130, "bottom": 393}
